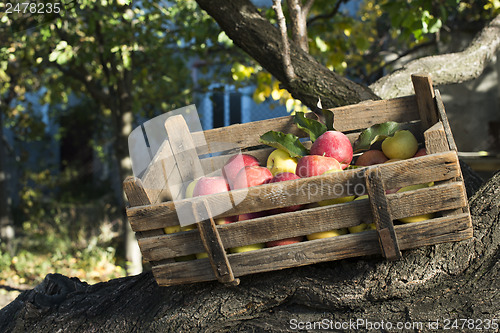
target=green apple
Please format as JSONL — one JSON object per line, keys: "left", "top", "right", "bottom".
{"left": 306, "top": 228, "right": 348, "bottom": 241}
{"left": 266, "top": 149, "right": 298, "bottom": 176}
{"left": 195, "top": 252, "right": 209, "bottom": 259}
{"left": 318, "top": 169, "right": 355, "bottom": 206}
{"left": 396, "top": 183, "right": 435, "bottom": 223}
{"left": 381, "top": 130, "right": 419, "bottom": 160}
{"left": 229, "top": 243, "right": 265, "bottom": 253}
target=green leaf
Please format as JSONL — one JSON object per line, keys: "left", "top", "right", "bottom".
{"left": 259, "top": 131, "right": 309, "bottom": 158}
{"left": 353, "top": 121, "right": 402, "bottom": 152}
{"left": 294, "top": 112, "right": 327, "bottom": 142}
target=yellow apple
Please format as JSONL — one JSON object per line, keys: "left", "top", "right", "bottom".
{"left": 266, "top": 149, "right": 298, "bottom": 176}
{"left": 306, "top": 228, "right": 348, "bottom": 241}
{"left": 381, "top": 130, "right": 419, "bottom": 160}
{"left": 229, "top": 243, "right": 265, "bottom": 253}
{"left": 396, "top": 183, "right": 435, "bottom": 223}
{"left": 163, "top": 225, "right": 181, "bottom": 234}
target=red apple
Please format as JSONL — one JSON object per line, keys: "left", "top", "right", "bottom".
{"left": 237, "top": 211, "right": 266, "bottom": 221}
{"left": 355, "top": 150, "right": 388, "bottom": 166}
{"left": 232, "top": 165, "right": 273, "bottom": 190}
{"left": 193, "top": 176, "right": 234, "bottom": 225}
{"left": 193, "top": 176, "right": 230, "bottom": 197}
{"left": 295, "top": 155, "right": 342, "bottom": 178}
{"left": 309, "top": 131, "right": 353, "bottom": 169}
{"left": 222, "top": 154, "right": 260, "bottom": 188}
{"left": 266, "top": 236, "right": 303, "bottom": 248}
{"left": 414, "top": 148, "right": 427, "bottom": 157}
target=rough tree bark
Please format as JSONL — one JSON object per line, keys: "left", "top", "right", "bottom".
{"left": 1, "top": 165, "right": 497, "bottom": 332}
{"left": 370, "top": 14, "right": 500, "bottom": 99}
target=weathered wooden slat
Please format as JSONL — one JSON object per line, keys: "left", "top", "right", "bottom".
{"left": 140, "top": 139, "right": 176, "bottom": 204}
{"left": 123, "top": 176, "right": 152, "bottom": 207}
{"left": 151, "top": 213, "right": 471, "bottom": 286}
{"left": 127, "top": 151, "right": 461, "bottom": 232}
{"left": 365, "top": 168, "right": 401, "bottom": 260}
{"left": 194, "top": 199, "right": 238, "bottom": 285}
{"left": 434, "top": 89, "right": 457, "bottom": 152}
{"left": 138, "top": 181, "right": 467, "bottom": 261}
{"left": 411, "top": 74, "right": 439, "bottom": 130}
{"left": 123, "top": 176, "right": 164, "bottom": 240}
{"left": 424, "top": 122, "right": 449, "bottom": 154}
{"left": 329, "top": 96, "right": 420, "bottom": 131}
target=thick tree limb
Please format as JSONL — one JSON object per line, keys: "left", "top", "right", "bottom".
{"left": 195, "top": 0, "right": 378, "bottom": 109}
{"left": 370, "top": 14, "right": 500, "bottom": 99}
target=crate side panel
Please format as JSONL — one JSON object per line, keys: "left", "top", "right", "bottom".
{"left": 139, "top": 181, "right": 466, "bottom": 261}
{"left": 128, "top": 151, "right": 462, "bottom": 232}
{"left": 152, "top": 213, "right": 471, "bottom": 286}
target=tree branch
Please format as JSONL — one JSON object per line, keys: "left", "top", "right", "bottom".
{"left": 286, "top": 0, "right": 309, "bottom": 52}
{"left": 307, "top": 0, "right": 344, "bottom": 26}
{"left": 273, "top": 0, "right": 297, "bottom": 81}
{"left": 370, "top": 14, "right": 500, "bottom": 99}
{"left": 195, "top": 0, "right": 378, "bottom": 109}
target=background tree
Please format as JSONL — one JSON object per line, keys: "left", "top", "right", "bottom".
{"left": 0, "top": 0, "right": 233, "bottom": 275}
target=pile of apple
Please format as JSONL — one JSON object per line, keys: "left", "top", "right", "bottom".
{"left": 165, "top": 113, "right": 434, "bottom": 261}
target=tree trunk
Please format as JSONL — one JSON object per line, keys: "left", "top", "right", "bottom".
{"left": 0, "top": 105, "right": 15, "bottom": 248}
{"left": 1, "top": 166, "right": 497, "bottom": 332}
{"left": 195, "top": 0, "right": 379, "bottom": 110}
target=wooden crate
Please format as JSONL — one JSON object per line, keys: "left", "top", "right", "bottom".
{"left": 123, "top": 74, "right": 472, "bottom": 287}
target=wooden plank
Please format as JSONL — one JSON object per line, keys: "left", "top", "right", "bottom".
{"left": 328, "top": 95, "right": 420, "bottom": 132}
{"left": 434, "top": 89, "right": 457, "bottom": 151}
{"left": 424, "top": 122, "right": 449, "bottom": 154}
{"left": 365, "top": 168, "right": 401, "bottom": 260}
{"left": 128, "top": 151, "right": 462, "bottom": 232}
{"left": 123, "top": 176, "right": 152, "bottom": 207}
{"left": 140, "top": 139, "right": 175, "bottom": 204}
{"left": 122, "top": 176, "right": 164, "bottom": 239}
{"left": 151, "top": 213, "right": 471, "bottom": 286}
{"left": 138, "top": 181, "right": 467, "bottom": 261}
{"left": 193, "top": 199, "right": 239, "bottom": 285}
{"left": 164, "top": 115, "right": 205, "bottom": 200}
{"left": 411, "top": 74, "right": 439, "bottom": 130}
